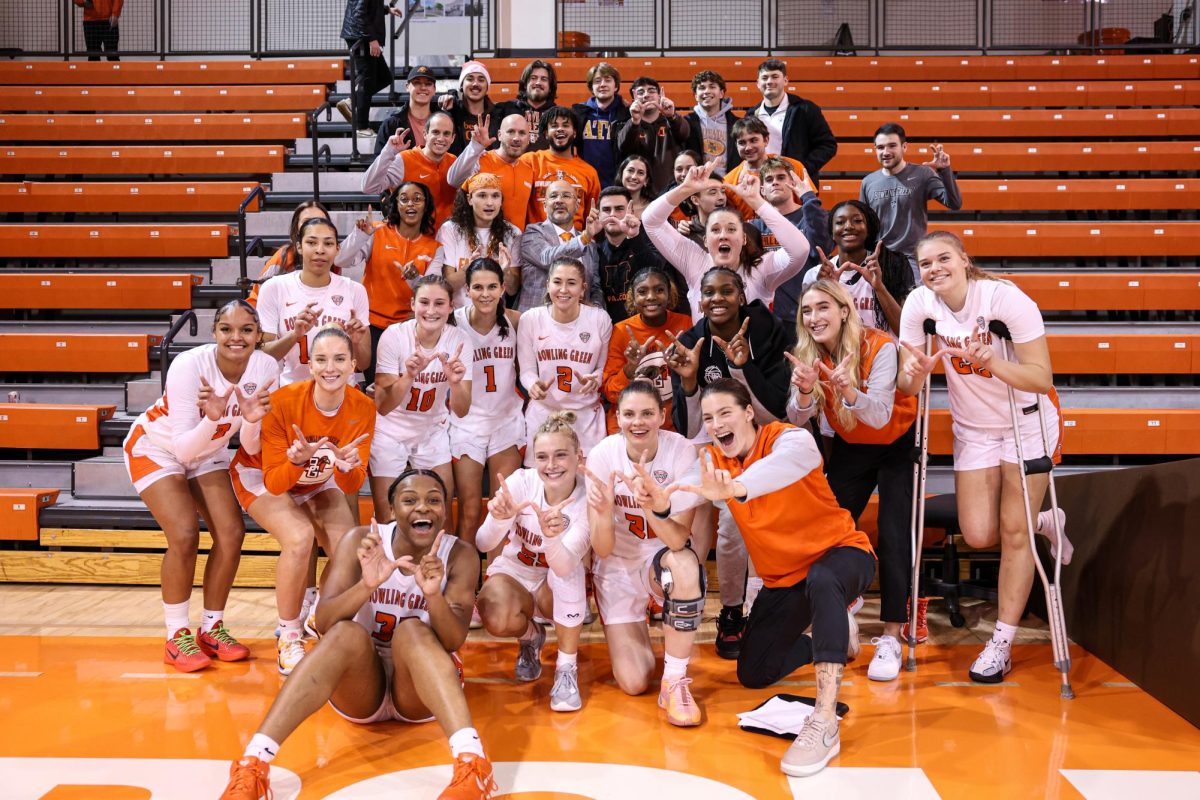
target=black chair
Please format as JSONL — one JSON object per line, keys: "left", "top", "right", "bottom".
{"left": 920, "top": 493, "right": 999, "bottom": 628}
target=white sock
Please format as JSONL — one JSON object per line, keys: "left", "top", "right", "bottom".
{"left": 662, "top": 654, "right": 689, "bottom": 681}
{"left": 744, "top": 577, "right": 764, "bottom": 615}
{"left": 200, "top": 609, "right": 223, "bottom": 634}
{"left": 447, "top": 726, "right": 485, "bottom": 759}
{"left": 163, "top": 600, "right": 190, "bottom": 640}
{"left": 278, "top": 617, "right": 303, "bottom": 642}
{"left": 556, "top": 650, "right": 577, "bottom": 670}
{"left": 244, "top": 732, "right": 280, "bottom": 764}
{"left": 992, "top": 620, "right": 1018, "bottom": 647}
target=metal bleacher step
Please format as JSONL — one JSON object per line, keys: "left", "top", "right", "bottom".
{"left": 72, "top": 454, "right": 140, "bottom": 500}
{"left": 295, "top": 137, "right": 359, "bottom": 157}
{"left": 125, "top": 378, "right": 161, "bottom": 415}
{"left": 211, "top": 256, "right": 268, "bottom": 286}
{"left": 0, "top": 460, "right": 73, "bottom": 491}
{"left": 0, "top": 320, "right": 168, "bottom": 336}
{"left": 928, "top": 386, "right": 1200, "bottom": 410}
{"left": 170, "top": 309, "right": 215, "bottom": 344}
{"left": 271, "top": 170, "right": 365, "bottom": 194}
{"left": 245, "top": 209, "right": 363, "bottom": 237}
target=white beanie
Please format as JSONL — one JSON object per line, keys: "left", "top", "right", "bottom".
{"left": 459, "top": 60, "right": 491, "bottom": 88}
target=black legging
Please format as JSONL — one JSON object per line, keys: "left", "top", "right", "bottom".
{"left": 346, "top": 42, "right": 393, "bottom": 130}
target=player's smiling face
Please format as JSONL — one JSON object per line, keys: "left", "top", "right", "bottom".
{"left": 468, "top": 268, "right": 503, "bottom": 315}
{"left": 546, "top": 264, "right": 585, "bottom": 311}
{"left": 701, "top": 392, "right": 756, "bottom": 458}
{"left": 413, "top": 284, "right": 452, "bottom": 333}
{"left": 212, "top": 304, "right": 260, "bottom": 363}
{"left": 705, "top": 210, "right": 744, "bottom": 267}
{"left": 699, "top": 270, "right": 743, "bottom": 327}
{"left": 533, "top": 432, "right": 580, "bottom": 493}
{"left": 801, "top": 287, "right": 846, "bottom": 347}
{"left": 618, "top": 392, "right": 665, "bottom": 446}
{"left": 309, "top": 334, "right": 355, "bottom": 392}
{"left": 391, "top": 474, "right": 446, "bottom": 545}
{"left": 832, "top": 204, "right": 868, "bottom": 253}
{"left": 917, "top": 238, "right": 968, "bottom": 297}
{"left": 632, "top": 272, "right": 669, "bottom": 324}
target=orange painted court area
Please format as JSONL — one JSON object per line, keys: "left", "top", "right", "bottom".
{"left": 3, "top": 637, "right": 1198, "bottom": 799}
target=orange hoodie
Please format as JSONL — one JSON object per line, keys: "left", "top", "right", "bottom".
{"left": 74, "top": 0, "right": 123, "bottom": 22}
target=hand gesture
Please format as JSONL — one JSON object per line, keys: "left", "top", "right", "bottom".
{"left": 900, "top": 340, "right": 952, "bottom": 382}
{"left": 396, "top": 531, "right": 449, "bottom": 597}
{"left": 403, "top": 349, "right": 434, "bottom": 380}
{"left": 293, "top": 302, "right": 321, "bottom": 338}
{"left": 388, "top": 128, "right": 412, "bottom": 151}
{"left": 731, "top": 169, "right": 762, "bottom": 203}
{"left": 628, "top": 98, "right": 643, "bottom": 125}
{"left": 470, "top": 115, "right": 495, "bottom": 149}
{"left": 623, "top": 334, "right": 658, "bottom": 373}
{"left": 576, "top": 371, "right": 602, "bottom": 394}
{"left": 197, "top": 377, "right": 232, "bottom": 421}
{"left": 487, "top": 474, "right": 529, "bottom": 521}
{"left": 331, "top": 433, "right": 370, "bottom": 473}
{"left": 622, "top": 213, "right": 642, "bottom": 238}
{"left": 343, "top": 310, "right": 369, "bottom": 345}
{"left": 532, "top": 498, "right": 571, "bottom": 539}
{"left": 664, "top": 331, "right": 704, "bottom": 382}
{"left": 286, "top": 424, "right": 330, "bottom": 466}
{"left": 438, "top": 342, "right": 467, "bottom": 385}
{"left": 958, "top": 327, "right": 994, "bottom": 371}
{"left": 676, "top": 219, "right": 694, "bottom": 237}
{"left": 784, "top": 352, "right": 820, "bottom": 396}
{"left": 628, "top": 451, "right": 678, "bottom": 513}
{"left": 660, "top": 93, "right": 676, "bottom": 117}
{"left": 527, "top": 377, "right": 550, "bottom": 401}
{"left": 580, "top": 465, "right": 616, "bottom": 515}
{"left": 712, "top": 317, "right": 750, "bottom": 368}
{"left": 850, "top": 241, "right": 885, "bottom": 290}
{"left": 358, "top": 519, "right": 404, "bottom": 590}
{"left": 678, "top": 161, "right": 718, "bottom": 194}
{"left": 794, "top": 168, "right": 818, "bottom": 198}
{"left": 395, "top": 259, "right": 421, "bottom": 281}
{"left": 439, "top": 94, "right": 456, "bottom": 111}
{"left": 585, "top": 206, "right": 603, "bottom": 239}
{"left": 497, "top": 240, "right": 513, "bottom": 271}
{"left": 817, "top": 354, "right": 855, "bottom": 401}
{"left": 815, "top": 247, "right": 837, "bottom": 281}
{"left": 235, "top": 384, "right": 272, "bottom": 424}
{"left": 922, "top": 142, "right": 951, "bottom": 170}
{"left": 674, "top": 450, "right": 739, "bottom": 502}
{"left": 356, "top": 214, "right": 374, "bottom": 233}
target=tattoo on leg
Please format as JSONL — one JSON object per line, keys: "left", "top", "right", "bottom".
{"left": 814, "top": 661, "right": 844, "bottom": 719}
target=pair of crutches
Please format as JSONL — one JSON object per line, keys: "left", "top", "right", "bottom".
{"left": 906, "top": 319, "right": 1074, "bottom": 699}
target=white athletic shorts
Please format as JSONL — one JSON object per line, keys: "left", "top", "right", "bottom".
{"left": 952, "top": 399, "right": 1062, "bottom": 472}
{"left": 523, "top": 401, "right": 605, "bottom": 466}
{"left": 329, "top": 650, "right": 463, "bottom": 725}
{"left": 449, "top": 412, "right": 526, "bottom": 463}
{"left": 228, "top": 459, "right": 341, "bottom": 512}
{"left": 123, "top": 424, "right": 229, "bottom": 494}
{"left": 486, "top": 553, "right": 588, "bottom": 627}
{"left": 593, "top": 551, "right": 663, "bottom": 626}
{"left": 369, "top": 424, "right": 452, "bottom": 476}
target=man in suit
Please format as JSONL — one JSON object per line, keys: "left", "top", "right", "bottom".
{"left": 517, "top": 180, "right": 604, "bottom": 312}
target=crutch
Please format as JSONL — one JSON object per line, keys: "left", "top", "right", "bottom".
{"left": 989, "top": 321, "right": 1073, "bottom": 699}
{"left": 905, "top": 319, "right": 937, "bottom": 672}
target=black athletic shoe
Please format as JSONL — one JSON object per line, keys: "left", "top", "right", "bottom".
{"left": 715, "top": 605, "right": 744, "bottom": 660}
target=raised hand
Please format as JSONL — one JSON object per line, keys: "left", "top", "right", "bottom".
{"left": 532, "top": 498, "right": 571, "bottom": 539}
{"left": 286, "top": 424, "right": 330, "bottom": 466}
{"left": 660, "top": 93, "right": 676, "bottom": 117}
{"left": 585, "top": 205, "right": 603, "bottom": 239}
{"left": 675, "top": 219, "right": 694, "bottom": 237}
{"left": 293, "top": 302, "right": 322, "bottom": 338}
{"left": 438, "top": 93, "right": 456, "bottom": 111}
{"left": 438, "top": 342, "right": 468, "bottom": 385}
{"left": 388, "top": 128, "right": 412, "bottom": 151}
{"left": 580, "top": 465, "right": 616, "bottom": 515}
{"left": 818, "top": 353, "right": 855, "bottom": 400}
{"left": 922, "top": 142, "right": 951, "bottom": 170}
{"left": 403, "top": 350, "right": 435, "bottom": 380}
{"left": 623, "top": 334, "right": 659, "bottom": 373}
{"left": 712, "top": 317, "right": 750, "bottom": 368}
{"left": 576, "top": 371, "right": 602, "bottom": 394}
{"left": 679, "top": 161, "right": 718, "bottom": 194}
{"left": 471, "top": 115, "right": 495, "bottom": 149}
{"left": 356, "top": 215, "right": 374, "bottom": 233}
{"left": 487, "top": 473, "right": 529, "bottom": 520}
{"left": 497, "top": 240, "right": 513, "bottom": 271}
{"left": 628, "top": 451, "right": 678, "bottom": 513}
{"left": 664, "top": 331, "right": 704, "bottom": 382}
{"left": 847, "top": 241, "right": 885, "bottom": 290}
{"left": 959, "top": 326, "right": 994, "bottom": 370}
{"left": 673, "top": 449, "right": 739, "bottom": 502}
{"left": 396, "top": 531, "right": 449, "bottom": 596}
{"left": 395, "top": 259, "right": 421, "bottom": 282}
{"left": 900, "top": 340, "right": 952, "bottom": 382}
{"left": 235, "top": 384, "right": 272, "bottom": 424}
{"left": 196, "top": 377, "right": 232, "bottom": 421}
{"left": 331, "top": 432, "right": 370, "bottom": 473}
{"left": 784, "top": 351, "right": 820, "bottom": 396}
{"left": 815, "top": 247, "right": 837, "bottom": 281}
{"left": 358, "top": 518, "right": 403, "bottom": 590}
{"left": 628, "top": 98, "right": 643, "bottom": 125}
{"left": 343, "top": 309, "right": 369, "bottom": 345}
{"left": 622, "top": 213, "right": 642, "bottom": 237}
{"left": 731, "top": 170, "right": 763, "bottom": 206}
{"left": 527, "top": 378, "right": 551, "bottom": 401}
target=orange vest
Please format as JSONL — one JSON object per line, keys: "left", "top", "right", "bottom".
{"left": 401, "top": 149, "right": 458, "bottom": 224}
{"left": 706, "top": 421, "right": 873, "bottom": 587}
{"left": 362, "top": 225, "right": 439, "bottom": 327}
{"left": 820, "top": 328, "right": 918, "bottom": 445}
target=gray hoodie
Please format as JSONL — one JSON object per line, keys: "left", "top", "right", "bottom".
{"left": 691, "top": 97, "right": 735, "bottom": 176}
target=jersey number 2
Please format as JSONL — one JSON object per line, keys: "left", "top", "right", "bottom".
{"left": 625, "top": 513, "right": 656, "bottom": 540}
{"left": 949, "top": 355, "right": 993, "bottom": 379}
{"left": 555, "top": 366, "right": 573, "bottom": 392}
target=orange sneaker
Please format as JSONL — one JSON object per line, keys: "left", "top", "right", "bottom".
{"left": 219, "top": 755, "right": 271, "bottom": 800}
{"left": 164, "top": 628, "right": 211, "bottom": 673}
{"left": 657, "top": 675, "right": 702, "bottom": 727}
{"left": 902, "top": 596, "right": 930, "bottom": 644}
{"left": 439, "top": 752, "right": 497, "bottom": 800}
{"left": 199, "top": 622, "right": 251, "bottom": 662}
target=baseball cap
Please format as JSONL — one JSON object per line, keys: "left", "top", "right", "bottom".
{"left": 406, "top": 65, "right": 435, "bottom": 83}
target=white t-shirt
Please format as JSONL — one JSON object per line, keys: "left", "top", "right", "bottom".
{"left": 431, "top": 221, "right": 523, "bottom": 308}
{"left": 374, "top": 320, "right": 474, "bottom": 442}
{"left": 584, "top": 431, "right": 700, "bottom": 562}
{"left": 136, "top": 344, "right": 280, "bottom": 464}
{"left": 256, "top": 271, "right": 370, "bottom": 385}
{"left": 802, "top": 260, "right": 887, "bottom": 333}
{"left": 516, "top": 305, "right": 612, "bottom": 410}
{"left": 474, "top": 468, "right": 591, "bottom": 577}
{"left": 449, "top": 306, "right": 522, "bottom": 426}
{"left": 900, "top": 279, "right": 1047, "bottom": 431}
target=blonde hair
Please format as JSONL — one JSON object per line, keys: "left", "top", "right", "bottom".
{"left": 534, "top": 410, "right": 580, "bottom": 449}
{"left": 916, "top": 230, "right": 996, "bottom": 282}
{"left": 793, "top": 279, "right": 864, "bottom": 432}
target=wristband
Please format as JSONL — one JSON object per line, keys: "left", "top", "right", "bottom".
{"left": 652, "top": 505, "right": 672, "bottom": 519}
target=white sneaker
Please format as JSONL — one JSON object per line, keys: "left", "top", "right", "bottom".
{"left": 549, "top": 665, "right": 582, "bottom": 712}
{"left": 277, "top": 630, "right": 306, "bottom": 676}
{"left": 1036, "top": 508, "right": 1073, "bottom": 565}
{"left": 356, "top": 128, "right": 375, "bottom": 139}
{"left": 846, "top": 606, "right": 861, "bottom": 662}
{"left": 780, "top": 715, "right": 840, "bottom": 777}
{"left": 867, "top": 635, "right": 902, "bottom": 681}
{"left": 968, "top": 637, "right": 1013, "bottom": 683}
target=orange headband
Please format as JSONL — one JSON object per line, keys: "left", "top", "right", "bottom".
{"left": 466, "top": 172, "right": 502, "bottom": 194}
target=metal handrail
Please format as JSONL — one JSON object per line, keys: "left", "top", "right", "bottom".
{"left": 308, "top": 98, "right": 337, "bottom": 203}
{"left": 159, "top": 310, "right": 198, "bottom": 390}
{"left": 236, "top": 184, "right": 267, "bottom": 289}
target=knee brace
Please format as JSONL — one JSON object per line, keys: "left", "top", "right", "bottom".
{"left": 653, "top": 547, "right": 707, "bottom": 632}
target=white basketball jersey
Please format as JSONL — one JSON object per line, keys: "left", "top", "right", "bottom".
{"left": 450, "top": 306, "right": 522, "bottom": 425}
{"left": 584, "top": 431, "right": 699, "bottom": 561}
{"left": 516, "top": 305, "right": 612, "bottom": 410}
{"left": 375, "top": 320, "right": 474, "bottom": 442}
{"left": 494, "top": 468, "right": 590, "bottom": 571}
{"left": 256, "top": 271, "right": 370, "bottom": 385}
{"left": 354, "top": 524, "right": 457, "bottom": 656}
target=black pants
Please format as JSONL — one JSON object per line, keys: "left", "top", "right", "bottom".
{"left": 737, "top": 546, "right": 876, "bottom": 689}
{"left": 826, "top": 426, "right": 914, "bottom": 623}
{"left": 83, "top": 20, "right": 119, "bottom": 61}
{"left": 363, "top": 324, "right": 388, "bottom": 385}
{"left": 347, "top": 42, "right": 393, "bottom": 130}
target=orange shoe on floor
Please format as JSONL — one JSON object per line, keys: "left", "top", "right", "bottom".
{"left": 902, "top": 597, "right": 930, "bottom": 644}
{"left": 219, "top": 755, "right": 271, "bottom": 800}
{"left": 647, "top": 596, "right": 664, "bottom": 622}
{"left": 658, "top": 676, "right": 702, "bottom": 727}
{"left": 199, "top": 622, "right": 251, "bottom": 662}
{"left": 163, "top": 628, "right": 211, "bottom": 673}
{"left": 439, "top": 752, "right": 497, "bottom": 800}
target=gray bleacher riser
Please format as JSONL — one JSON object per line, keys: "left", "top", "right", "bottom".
{"left": 211, "top": 256, "right": 268, "bottom": 287}
{"left": 272, "top": 171, "right": 366, "bottom": 194}
{"left": 0, "top": 460, "right": 73, "bottom": 491}
{"left": 171, "top": 309, "right": 216, "bottom": 344}
{"left": 2, "top": 383, "right": 126, "bottom": 410}
{"left": 73, "top": 455, "right": 140, "bottom": 499}
{"left": 295, "top": 138, "right": 357, "bottom": 156}
{"left": 246, "top": 210, "right": 365, "bottom": 237}
{"left": 125, "top": 378, "right": 162, "bottom": 415}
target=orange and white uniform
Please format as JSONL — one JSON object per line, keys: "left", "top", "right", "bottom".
{"left": 446, "top": 140, "right": 536, "bottom": 228}
{"left": 900, "top": 278, "right": 1062, "bottom": 471}
{"left": 430, "top": 220, "right": 523, "bottom": 307}
{"left": 336, "top": 222, "right": 439, "bottom": 327}
{"left": 516, "top": 305, "right": 613, "bottom": 459}
{"left": 585, "top": 431, "right": 701, "bottom": 625}
{"left": 362, "top": 143, "right": 459, "bottom": 224}
{"left": 448, "top": 306, "right": 525, "bottom": 463}
{"left": 229, "top": 379, "right": 375, "bottom": 510}
{"left": 601, "top": 311, "right": 692, "bottom": 434}
{"left": 519, "top": 149, "right": 601, "bottom": 230}
{"left": 474, "top": 468, "right": 590, "bottom": 627}
{"left": 256, "top": 271, "right": 370, "bottom": 385}
{"left": 371, "top": 320, "right": 473, "bottom": 475}
{"left": 123, "top": 344, "right": 279, "bottom": 494}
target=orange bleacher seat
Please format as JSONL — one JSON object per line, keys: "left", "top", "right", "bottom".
{"left": 0, "top": 59, "right": 344, "bottom": 86}
{"left": 936, "top": 222, "right": 1200, "bottom": 257}
{"left": 1004, "top": 273, "right": 1200, "bottom": 311}
{"left": 927, "top": 409, "right": 1200, "bottom": 456}
{"left": 0, "top": 223, "right": 228, "bottom": 259}
{"left": 2, "top": 273, "right": 201, "bottom": 310}
{"left": 822, "top": 108, "right": 1200, "bottom": 139}
{"left": 0, "top": 403, "right": 115, "bottom": 450}
{"left": 0, "top": 488, "right": 60, "bottom": 541}
{"left": 818, "top": 178, "right": 1200, "bottom": 211}
{"left": 0, "top": 333, "right": 162, "bottom": 373}
{"left": 2, "top": 145, "right": 285, "bottom": 176}
{"left": 824, "top": 141, "right": 1200, "bottom": 174}
{"left": 0, "top": 86, "right": 327, "bottom": 114}
{"left": 0, "top": 181, "right": 260, "bottom": 214}
{"left": 1048, "top": 334, "right": 1198, "bottom": 374}
{"left": 0, "top": 113, "right": 307, "bottom": 142}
